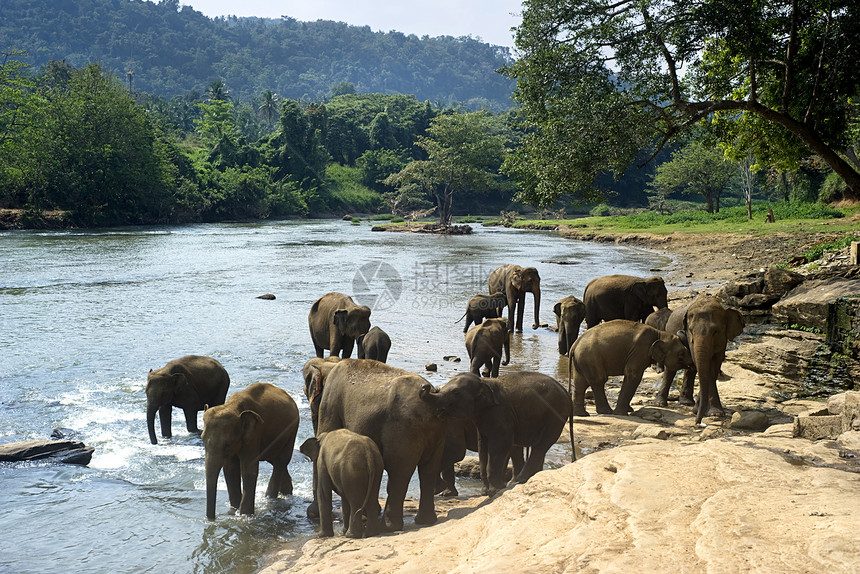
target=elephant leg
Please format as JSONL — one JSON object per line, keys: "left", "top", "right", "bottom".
{"left": 383, "top": 474, "right": 408, "bottom": 531}
{"left": 513, "top": 446, "right": 548, "bottom": 484}
{"left": 314, "top": 345, "right": 325, "bottom": 359}
{"left": 317, "top": 469, "right": 335, "bottom": 537}
{"left": 280, "top": 464, "right": 293, "bottom": 496}
{"left": 414, "top": 461, "right": 439, "bottom": 525}
{"left": 266, "top": 463, "right": 284, "bottom": 498}
{"left": 613, "top": 373, "right": 643, "bottom": 415}
{"left": 478, "top": 436, "right": 491, "bottom": 495}
{"left": 490, "top": 355, "right": 500, "bottom": 378}
{"left": 592, "top": 381, "right": 612, "bottom": 414}
{"left": 469, "top": 356, "right": 483, "bottom": 377}
{"left": 510, "top": 447, "right": 525, "bottom": 477}
{"left": 655, "top": 368, "right": 678, "bottom": 407}
{"left": 438, "top": 464, "right": 458, "bottom": 496}
{"left": 486, "top": 441, "right": 512, "bottom": 494}
{"left": 238, "top": 461, "right": 259, "bottom": 515}
{"left": 515, "top": 294, "right": 526, "bottom": 332}
{"left": 183, "top": 407, "right": 200, "bottom": 433}
{"left": 341, "top": 338, "right": 355, "bottom": 359}
{"left": 679, "top": 367, "right": 697, "bottom": 406}
{"left": 158, "top": 405, "right": 173, "bottom": 438}
{"left": 572, "top": 373, "right": 590, "bottom": 417}
{"left": 224, "top": 458, "right": 242, "bottom": 509}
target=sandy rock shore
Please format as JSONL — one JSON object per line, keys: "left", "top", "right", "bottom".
{"left": 260, "top": 229, "right": 860, "bottom": 574}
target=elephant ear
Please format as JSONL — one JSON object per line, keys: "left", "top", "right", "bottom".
{"left": 478, "top": 380, "right": 502, "bottom": 409}
{"left": 676, "top": 329, "right": 689, "bottom": 349}
{"left": 511, "top": 269, "right": 523, "bottom": 290}
{"left": 553, "top": 301, "right": 563, "bottom": 317}
{"left": 299, "top": 437, "right": 321, "bottom": 462}
{"left": 239, "top": 410, "right": 264, "bottom": 438}
{"left": 649, "top": 339, "right": 668, "bottom": 364}
{"left": 333, "top": 308, "right": 348, "bottom": 330}
{"left": 307, "top": 366, "right": 324, "bottom": 403}
{"left": 726, "top": 309, "right": 745, "bottom": 340}
{"left": 631, "top": 281, "right": 648, "bottom": 302}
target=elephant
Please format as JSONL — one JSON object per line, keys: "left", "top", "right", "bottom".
{"left": 299, "top": 429, "right": 384, "bottom": 538}
{"left": 583, "top": 274, "right": 668, "bottom": 328}
{"left": 487, "top": 264, "right": 541, "bottom": 333}
{"left": 645, "top": 306, "right": 673, "bottom": 331}
{"left": 201, "top": 382, "right": 299, "bottom": 520}
{"left": 313, "top": 359, "right": 482, "bottom": 531}
{"left": 456, "top": 292, "right": 507, "bottom": 333}
{"left": 553, "top": 295, "right": 586, "bottom": 355}
{"left": 655, "top": 295, "right": 745, "bottom": 424}
{"left": 357, "top": 326, "right": 391, "bottom": 363}
{"left": 436, "top": 372, "right": 574, "bottom": 496}
{"left": 464, "top": 317, "right": 510, "bottom": 378}
{"left": 308, "top": 292, "right": 371, "bottom": 359}
{"left": 145, "top": 355, "right": 230, "bottom": 445}
{"left": 568, "top": 320, "right": 693, "bottom": 416}
{"left": 302, "top": 356, "right": 342, "bottom": 432}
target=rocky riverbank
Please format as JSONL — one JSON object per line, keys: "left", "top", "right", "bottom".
{"left": 260, "top": 228, "right": 860, "bottom": 574}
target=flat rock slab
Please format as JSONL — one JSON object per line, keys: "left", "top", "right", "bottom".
{"left": 0, "top": 439, "right": 94, "bottom": 465}
{"left": 262, "top": 437, "right": 860, "bottom": 574}
{"left": 772, "top": 275, "right": 860, "bottom": 331}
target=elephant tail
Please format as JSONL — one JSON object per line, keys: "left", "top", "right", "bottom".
{"left": 568, "top": 396, "right": 576, "bottom": 463}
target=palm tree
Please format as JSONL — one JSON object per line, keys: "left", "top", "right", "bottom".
{"left": 258, "top": 90, "right": 279, "bottom": 130}
{"left": 206, "top": 80, "right": 227, "bottom": 102}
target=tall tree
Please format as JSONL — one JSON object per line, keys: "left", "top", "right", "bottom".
{"left": 504, "top": 0, "right": 860, "bottom": 203}
{"left": 648, "top": 141, "right": 735, "bottom": 213}
{"left": 385, "top": 111, "right": 506, "bottom": 226}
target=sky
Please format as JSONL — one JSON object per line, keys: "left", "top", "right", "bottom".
{"left": 184, "top": 0, "right": 523, "bottom": 48}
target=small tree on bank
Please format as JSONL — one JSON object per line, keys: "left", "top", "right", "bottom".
{"left": 384, "top": 111, "right": 506, "bottom": 226}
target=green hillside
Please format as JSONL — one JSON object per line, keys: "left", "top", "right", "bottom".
{"left": 0, "top": 0, "right": 515, "bottom": 110}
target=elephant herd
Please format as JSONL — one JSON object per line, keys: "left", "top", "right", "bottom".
{"left": 144, "top": 264, "right": 745, "bottom": 539}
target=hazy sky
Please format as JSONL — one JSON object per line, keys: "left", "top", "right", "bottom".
{"left": 184, "top": 0, "right": 523, "bottom": 48}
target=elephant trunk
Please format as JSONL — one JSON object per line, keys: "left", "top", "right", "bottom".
{"left": 532, "top": 286, "right": 541, "bottom": 329}
{"left": 205, "top": 454, "right": 221, "bottom": 520}
{"left": 146, "top": 403, "right": 159, "bottom": 445}
{"left": 692, "top": 340, "right": 716, "bottom": 424}
{"left": 502, "top": 334, "right": 510, "bottom": 366}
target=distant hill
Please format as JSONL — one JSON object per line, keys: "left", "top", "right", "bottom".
{"left": 0, "top": 0, "right": 516, "bottom": 110}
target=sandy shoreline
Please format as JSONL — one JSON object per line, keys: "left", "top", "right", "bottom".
{"left": 258, "top": 227, "right": 860, "bottom": 574}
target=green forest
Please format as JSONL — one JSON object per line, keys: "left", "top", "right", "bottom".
{"left": 0, "top": 0, "right": 515, "bottom": 110}
{"left": 1, "top": 0, "right": 859, "bottom": 229}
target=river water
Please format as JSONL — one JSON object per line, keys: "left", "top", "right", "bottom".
{"left": 0, "top": 220, "right": 670, "bottom": 573}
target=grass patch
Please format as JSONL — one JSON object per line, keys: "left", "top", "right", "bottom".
{"left": 803, "top": 234, "right": 860, "bottom": 262}
{"left": 325, "top": 164, "right": 383, "bottom": 213}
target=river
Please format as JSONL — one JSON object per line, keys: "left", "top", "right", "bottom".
{"left": 0, "top": 220, "right": 670, "bottom": 573}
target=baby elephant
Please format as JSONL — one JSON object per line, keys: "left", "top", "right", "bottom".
{"left": 300, "top": 430, "right": 384, "bottom": 538}
{"left": 465, "top": 317, "right": 510, "bottom": 377}
{"left": 457, "top": 292, "right": 507, "bottom": 333}
{"left": 357, "top": 326, "right": 391, "bottom": 363}
{"left": 568, "top": 320, "right": 692, "bottom": 416}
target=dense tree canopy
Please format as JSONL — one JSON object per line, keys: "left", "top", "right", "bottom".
{"left": 0, "top": 0, "right": 515, "bottom": 111}
{"left": 503, "top": 0, "right": 860, "bottom": 204}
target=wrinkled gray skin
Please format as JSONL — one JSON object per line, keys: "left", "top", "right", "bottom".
{"left": 487, "top": 264, "right": 541, "bottom": 333}
{"left": 357, "top": 326, "right": 391, "bottom": 363}
{"left": 554, "top": 295, "right": 586, "bottom": 355}
{"left": 655, "top": 295, "right": 745, "bottom": 424}
{"left": 464, "top": 317, "right": 510, "bottom": 378}
{"left": 202, "top": 382, "right": 299, "bottom": 520}
{"left": 569, "top": 320, "right": 693, "bottom": 416}
{"left": 583, "top": 275, "right": 668, "bottom": 328}
{"left": 439, "top": 372, "right": 574, "bottom": 497}
{"left": 457, "top": 292, "right": 507, "bottom": 333}
{"left": 308, "top": 292, "right": 371, "bottom": 358}
{"left": 300, "top": 430, "right": 384, "bottom": 538}
{"left": 302, "top": 356, "right": 342, "bottom": 432}
{"left": 146, "top": 355, "right": 230, "bottom": 445}
{"left": 313, "top": 359, "right": 481, "bottom": 531}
